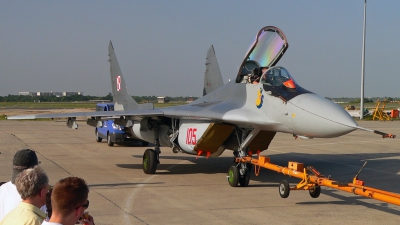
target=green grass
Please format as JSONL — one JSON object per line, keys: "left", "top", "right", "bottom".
{"left": 0, "top": 102, "right": 185, "bottom": 109}
{"left": 154, "top": 102, "right": 186, "bottom": 108}
{"left": 0, "top": 102, "right": 96, "bottom": 109}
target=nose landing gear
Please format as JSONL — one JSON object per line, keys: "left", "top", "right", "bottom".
{"left": 227, "top": 165, "right": 250, "bottom": 187}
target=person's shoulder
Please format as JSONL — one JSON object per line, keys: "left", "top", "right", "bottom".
{"left": 0, "top": 206, "right": 42, "bottom": 225}
{"left": 0, "top": 181, "right": 12, "bottom": 189}
{"left": 41, "top": 221, "right": 63, "bottom": 225}
{"left": 0, "top": 182, "right": 13, "bottom": 196}
{"left": 0, "top": 181, "right": 21, "bottom": 202}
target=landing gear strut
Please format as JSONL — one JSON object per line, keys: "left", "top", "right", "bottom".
{"left": 142, "top": 120, "right": 161, "bottom": 174}
{"left": 239, "top": 168, "right": 250, "bottom": 187}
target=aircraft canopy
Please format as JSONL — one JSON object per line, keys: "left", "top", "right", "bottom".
{"left": 237, "top": 26, "right": 288, "bottom": 78}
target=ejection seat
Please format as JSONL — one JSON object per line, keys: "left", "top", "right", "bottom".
{"left": 236, "top": 60, "right": 260, "bottom": 83}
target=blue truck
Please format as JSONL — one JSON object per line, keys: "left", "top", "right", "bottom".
{"left": 95, "top": 103, "right": 148, "bottom": 146}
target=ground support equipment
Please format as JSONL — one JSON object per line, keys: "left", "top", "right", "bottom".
{"left": 372, "top": 99, "right": 391, "bottom": 121}
{"left": 235, "top": 156, "right": 400, "bottom": 206}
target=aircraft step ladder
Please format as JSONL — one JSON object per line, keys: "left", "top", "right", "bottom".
{"left": 372, "top": 99, "right": 391, "bottom": 121}
{"left": 234, "top": 156, "right": 400, "bottom": 206}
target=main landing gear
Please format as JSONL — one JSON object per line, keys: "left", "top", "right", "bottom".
{"left": 142, "top": 121, "right": 161, "bottom": 174}
{"left": 143, "top": 149, "right": 158, "bottom": 174}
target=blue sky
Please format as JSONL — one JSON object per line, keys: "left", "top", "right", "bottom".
{"left": 1, "top": 1, "right": 399, "bottom": 98}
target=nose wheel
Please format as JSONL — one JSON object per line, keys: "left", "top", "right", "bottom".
{"left": 227, "top": 165, "right": 251, "bottom": 187}
{"left": 227, "top": 166, "right": 239, "bottom": 187}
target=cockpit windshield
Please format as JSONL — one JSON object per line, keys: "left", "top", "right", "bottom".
{"left": 260, "top": 66, "right": 297, "bottom": 88}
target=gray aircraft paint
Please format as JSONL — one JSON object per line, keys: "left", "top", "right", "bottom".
{"left": 203, "top": 45, "right": 224, "bottom": 96}
{"left": 108, "top": 41, "right": 140, "bottom": 111}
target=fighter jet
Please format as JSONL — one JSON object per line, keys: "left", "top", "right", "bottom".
{"left": 8, "top": 26, "right": 395, "bottom": 187}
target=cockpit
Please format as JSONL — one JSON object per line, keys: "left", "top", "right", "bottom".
{"left": 260, "top": 66, "right": 296, "bottom": 89}
{"left": 235, "top": 26, "right": 310, "bottom": 101}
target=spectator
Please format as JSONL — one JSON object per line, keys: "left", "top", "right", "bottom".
{"left": 0, "top": 166, "right": 49, "bottom": 225}
{"left": 0, "top": 149, "right": 40, "bottom": 221}
{"left": 45, "top": 187, "right": 53, "bottom": 220}
{"left": 43, "top": 177, "right": 95, "bottom": 225}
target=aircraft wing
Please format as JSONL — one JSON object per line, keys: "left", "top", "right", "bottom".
{"left": 7, "top": 100, "right": 279, "bottom": 129}
{"left": 7, "top": 109, "right": 164, "bottom": 120}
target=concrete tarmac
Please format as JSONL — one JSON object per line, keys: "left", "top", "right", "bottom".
{"left": 1, "top": 120, "right": 400, "bottom": 224}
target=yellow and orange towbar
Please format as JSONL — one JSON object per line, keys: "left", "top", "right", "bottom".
{"left": 235, "top": 156, "right": 400, "bottom": 206}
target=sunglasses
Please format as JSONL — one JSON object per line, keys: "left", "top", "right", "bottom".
{"left": 75, "top": 200, "right": 89, "bottom": 209}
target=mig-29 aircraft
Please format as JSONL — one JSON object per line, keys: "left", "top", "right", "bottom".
{"left": 8, "top": 26, "right": 395, "bottom": 187}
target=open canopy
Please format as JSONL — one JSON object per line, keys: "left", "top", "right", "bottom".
{"left": 237, "top": 26, "right": 288, "bottom": 79}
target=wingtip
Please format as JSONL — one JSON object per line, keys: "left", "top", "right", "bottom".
{"left": 7, "top": 115, "right": 36, "bottom": 120}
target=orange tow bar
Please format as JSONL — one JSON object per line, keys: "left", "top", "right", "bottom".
{"left": 235, "top": 156, "right": 400, "bottom": 206}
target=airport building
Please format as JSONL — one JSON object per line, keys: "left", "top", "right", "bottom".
{"left": 19, "top": 91, "right": 82, "bottom": 97}
{"left": 157, "top": 96, "right": 166, "bottom": 103}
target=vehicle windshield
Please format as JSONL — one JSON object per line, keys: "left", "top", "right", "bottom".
{"left": 260, "top": 66, "right": 296, "bottom": 87}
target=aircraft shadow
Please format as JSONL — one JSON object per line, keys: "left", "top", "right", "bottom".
{"left": 296, "top": 189, "right": 400, "bottom": 215}
{"left": 112, "top": 143, "right": 155, "bottom": 147}
{"left": 88, "top": 182, "right": 163, "bottom": 188}
{"left": 116, "top": 156, "right": 233, "bottom": 175}
{"left": 114, "top": 151, "right": 400, "bottom": 213}
{"left": 117, "top": 151, "right": 400, "bottom": 191}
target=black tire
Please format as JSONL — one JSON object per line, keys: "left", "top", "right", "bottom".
{"left": 279, "top": 180, "right": 290, "bottom": 198}
{"left": 239, "top": 168, "right": 250, "bottom": 187}
{"left": 309, "top": 185, "right": 321, "bottom": 198}
{"left": 143, "top": 149, "right": 157, "bottom": 174}
{"left": 227, "top": 166, "right": 239, "bottom": 187}
{"left": 95, "top": 130, "right": 102, "bottom": 142}
{"left": 107, "top": 133, "right": 114, "bottom": 146}
{"left": 141, "top": 141, "right": 149, "bottom": 146}
{"left": 246, "top": 163, "right": 253, "bottom": 172}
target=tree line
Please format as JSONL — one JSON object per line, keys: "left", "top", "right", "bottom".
{"left": 0, "top": 94, "right": 197, "bottom": 103}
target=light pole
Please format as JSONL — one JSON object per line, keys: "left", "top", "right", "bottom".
{"left": 360, "top": 0, "right": 366, "bottom": 119}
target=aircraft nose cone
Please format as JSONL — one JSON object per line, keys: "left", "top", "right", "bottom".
{"left": 290, "top": 93, "right": 358, "bottom": 138}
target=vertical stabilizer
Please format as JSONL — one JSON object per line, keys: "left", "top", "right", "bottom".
{"left": 203, "top": 45, "right": 224, "bottom": 96}
{"left": 108, "top": 41, "right": 140, "bottom": 111}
